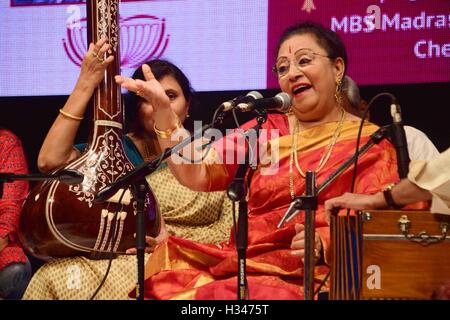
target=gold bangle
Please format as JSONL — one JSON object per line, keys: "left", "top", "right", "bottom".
{"left": 59, "top": 109, "right": 84, "bottom": 121}
{"left": 154, "top": 120, "right": 182, "bottom": 139}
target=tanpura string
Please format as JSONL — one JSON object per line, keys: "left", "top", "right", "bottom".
{"left": 89, "top": 188, "right": 126, "bottom": 300}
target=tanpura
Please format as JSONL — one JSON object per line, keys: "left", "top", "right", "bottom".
{"left": 19, "top": 0, "right": 160, "bottom": 260}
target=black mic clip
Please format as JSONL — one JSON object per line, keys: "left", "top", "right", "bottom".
{"left": 372, "top": 125, "right": 391, "bottom": 143}
{"left": 220, "top": 91, "right": 263, "bottom": 112}
{"left": 277, "top": 194, "right": 318, "bottom": 228}
{"left": 54, "top": 169, "right": 85, "bottom": 185}
{"left": 226, "top": 177, "right": 246, "bottom": 202}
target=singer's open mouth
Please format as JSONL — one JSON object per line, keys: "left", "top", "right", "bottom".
{"left": 292, "top": 84, "right": 312, "bottom": 96}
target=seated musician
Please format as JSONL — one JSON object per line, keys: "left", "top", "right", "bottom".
{"left": 22, "top": 41, "right": 233, "bottom": 299}
{"left": 113, "top": 22, "right": 405, "bottom": 300}
{"left": 341, "top": 75, "right": 440, "bottom": 161}
{"left": 325, "top": 148, "right": 450, "bottom": 216}
{"left": 0, "top": 128, "right": 32, "bottom": 299}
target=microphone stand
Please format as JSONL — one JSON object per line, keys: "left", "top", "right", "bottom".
{"left": 303, "top": 171, "right": 317, "bottom": 300}
{"left": 277, "top": 125, "right": 390, "bottom": 299}
{"left": 94, "top": 107, "right": 233, "bottom": 300}
{"left": 131, "top": 181, "right": 148, "bottom": 300}
{"left": 226, "top": 109, "right": 267, "bottom": 300}
{"left": 0, "top": 169, "right": 84, "bottom": 198}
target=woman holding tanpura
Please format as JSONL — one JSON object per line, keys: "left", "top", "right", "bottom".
{"left": 23, "top": 38, "right": 233, "bottom": 299}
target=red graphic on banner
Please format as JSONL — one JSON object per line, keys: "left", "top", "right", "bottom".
{"left": 301, "top": 0, "right": 316, "bottom": 14}
{"left": 63, "top": 14, "right": 169, "bottom": 68}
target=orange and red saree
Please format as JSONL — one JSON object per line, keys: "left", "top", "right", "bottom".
{"left": 137, "top": 113, "right": 400, "bottom": 300}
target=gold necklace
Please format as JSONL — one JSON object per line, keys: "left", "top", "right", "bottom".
{"left": 143, "top": 140, "right": 153, "bottom": 161}
{"left": 289, "top": 109, "right": 346, "bottom": 199}
{"left": 127, "top": 133, "right": 157, "bottom": 162}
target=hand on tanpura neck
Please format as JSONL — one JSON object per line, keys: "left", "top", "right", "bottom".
{"left": 77, "top": 37, "right": 114, "bottom": 91}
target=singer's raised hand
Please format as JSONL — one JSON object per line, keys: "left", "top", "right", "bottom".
{"left": 115, "top": 64, "right": 171, "bottom": 111}
{"left": 290, "top": 223, "right": 322, "bottom": 261}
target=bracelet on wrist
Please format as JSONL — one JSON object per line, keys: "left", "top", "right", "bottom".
{"left": 382, "top": 183, "right": 402, "bottom": 209}
{"left": 59, "top": 109, "right": 84, "bottom": 121}
{"left": 154, "top": 119, "right": 182, "bottom": 139}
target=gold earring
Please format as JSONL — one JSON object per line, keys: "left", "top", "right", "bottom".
{"left": 334, "top": 78, "right": 342, "bottom": 106}
{"left": 186, "top": 114, "right": 190, "bottom": 118}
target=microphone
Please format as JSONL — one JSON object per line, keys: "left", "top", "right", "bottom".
{"left": 389, "top": 101, "right": 410, "bottom": 178}
{"left": 220, "top": 91, "right": 263, "bottom": 111}
{"left": 236, "top": 92, "right": 292, "bottom": 113}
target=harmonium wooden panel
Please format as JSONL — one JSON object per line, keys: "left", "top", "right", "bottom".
{"left": 360, "top": 210, "right": 450, "bottom": 299}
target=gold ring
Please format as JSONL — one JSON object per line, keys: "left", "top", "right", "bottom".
{"left": 92, "top": 51, "right": 98, "bottom": 58}
{"left": 96, "top": 56, "right": 104, "bottom": 63}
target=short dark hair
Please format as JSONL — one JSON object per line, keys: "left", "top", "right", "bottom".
{"left": 275, "top": 21, "right": 348, "bottom": 73}
{"left": 124, "top": 59, "right": 195, "bottom": 135}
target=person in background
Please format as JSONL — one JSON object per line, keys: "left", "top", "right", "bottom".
{"left": 341, "top": 75, "right": 440, "bottom": 161}
{"left": 325, "top": 147, "right": 449, "bottom": 215}
{"left": 0, "top": 128, "right": 31, "bottom": 299}
{"left": 23, "top": 38, "right": 233, "bottom": 299}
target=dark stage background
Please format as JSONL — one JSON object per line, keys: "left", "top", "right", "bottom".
{"left": 0, "top": 81, "right": 449, "bottom": 174}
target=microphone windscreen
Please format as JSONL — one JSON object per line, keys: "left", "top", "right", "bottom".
{"left": 275, "top": 92, "right": 292, "bottom": 112}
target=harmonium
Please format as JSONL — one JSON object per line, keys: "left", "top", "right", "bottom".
{"left": 330, "top": 210, "right": 450, "bottom": 300}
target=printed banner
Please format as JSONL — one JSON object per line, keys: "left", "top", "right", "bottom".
{"left": 0, "top": 0, "right": 448, "bottom": 96}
